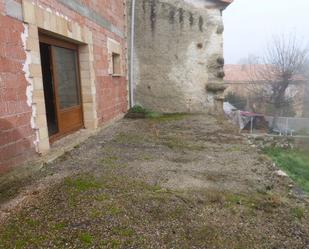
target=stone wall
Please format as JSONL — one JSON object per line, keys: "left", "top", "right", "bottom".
{"left": 128, "top": 0, "right": 228, "bottom": 113}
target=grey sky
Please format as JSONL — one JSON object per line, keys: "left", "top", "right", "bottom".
{"left": 223, "top": 0, "right": 309, "bottom": 64}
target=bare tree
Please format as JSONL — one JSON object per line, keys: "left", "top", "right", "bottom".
{"left": 246, "top": 34, "right": 308, "bottom": 129}
{"left": 302, "top": 59, "right": 309, "bottom": 117}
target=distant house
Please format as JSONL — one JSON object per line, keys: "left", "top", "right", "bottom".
{"left": 224, "top": 64, "right": 307, "bottom": 117}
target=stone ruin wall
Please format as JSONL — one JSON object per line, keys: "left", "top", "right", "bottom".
{"left": 128, "top": 0, "right": 226, "bottom": 113}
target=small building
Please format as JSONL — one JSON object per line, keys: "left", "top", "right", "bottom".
{"left": 0, "top": 0, "right": 128, "bottom": 173}
{"left": 127, "top": 0, "right": 233, "bottom": 113}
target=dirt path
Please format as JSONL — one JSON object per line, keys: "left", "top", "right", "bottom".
{"left": 0, "top": 114, "right": 308, "bottom": 249}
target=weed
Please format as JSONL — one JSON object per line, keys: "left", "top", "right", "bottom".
{"left": 94, "top": 193, "right": 110, "bottom": 201}
{"left": 15, "top": 239, "right": 27, "bottom": 249}
{"left": 79, "top": 232, "right": 93, "bottom": 245}
{"left": 53, "top": 222, "right": 67, "bottom": 230}
{"left": 149, "top": 113, "right": 188, "bottom": 121}
{"left": 25, "top": 218, "right": 39, "bottom": 227}
{"left": 64, "top": 176, "right": 102, "bottom": 192}
{"left": 107, "top": 205, "right": 123, "bottom": 216}
{"left": 291, "top": 207, "right": 305, "bottom": 220}
{"left": 90, "top": 208, "right": 102, "bottom": 218}
{"left": 112, "top": 226, "right": 135, "bottom": 237}
{"left": 101, "top": 156, "right": 120, "bottom": 168}
{"left": 110, "top": 239, "right": 121, "bottom": 249}
{"left": 161, "top": 135, "right": 205, "bottom": 151}
{"left": 263, "top": 147, "right": 309, "bottom": 194}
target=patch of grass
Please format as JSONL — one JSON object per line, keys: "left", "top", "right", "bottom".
{"left": 127, "top": 105, "right": 161, "bottom": 118}
{"left": 148, "top": 113, "right": 188, "bottom": 121}
{"left": 94, "top": 193, "right": 110, "bottom": 201}
{"left": 110, "top": 239, "right": 121, "bottom": 249}
{"left": 263, "top": 147, "right": 309, "bottom": 194}
{"left": 79, "top": 232, "right": 94, "bottom": 245}
{"left": 226, "top": 145, "right": 242, "bottom": 152}
{"left": 128, "top": 105, "right": 147, "bottom": 113}
{"left": 112, "top": 226, "right": 135, "bottom": 237}
{"left": 113, "top": 133, "right": 153, "bottom": 145}
{"left": 25, "top": 218, "right": 39, "bottom": 227}
{"left": 101, "top": 155, "right": 120, "bottom": 168}
{"left": 52, "top": 222, "right": 67, "bottom": 230}
{"left": 90, "top": 208, "right": 103, "bottom": 218}
{"left": 128, "top": 105, "right": 188, "bottom": 121}
{"left": 291, "top": 207, "right": 305, "bottom": 220}
{"left": 202, "top": 190, "right": 282, "bottom": 213}
{"left": 15, "top": 239, "right": 27, "bottom": 249}
{"left": 64, "top": 176, "right": 103, "bottom": 192}
{"left": 109, "top": 206, "right": 123, "bottom": 216}
{"left": 161, "top": 135, "right": 205, "bottom": 151}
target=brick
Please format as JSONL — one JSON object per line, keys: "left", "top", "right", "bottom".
{"left": 0, "top": 0, "right": 128, "bottom": 172}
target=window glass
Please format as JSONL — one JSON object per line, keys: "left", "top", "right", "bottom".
{"left": 53, "top": 46, "right": 80, "bottom": 109}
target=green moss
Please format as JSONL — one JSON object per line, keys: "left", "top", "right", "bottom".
{"left": 52, "top": 222, "right": 67, "bottom": 230}
{"left": 148, "top": 113, "right": 188, "bottom": 121}
{"left": 108, "top": 206, "right": 123, "bottom": 216}
{"left": 64, "top": 176, "right": 103, "bottom": 192}
{"left": 110, "top": 239, "right": 121, "bottom": 249}
{"left": 112, "top": 226, "right": 135, "bottom": 237}
{"left": 161, "top": 135, "right": 205, "bottom": 151}
{"left": 15, "top": 239, "right": 27, "bottom": 249}
{"left": 90, "top": 208, "right": 103, "bottom": 218}
{"left": 128, "top": 105, "right": 147, "bottom": 113}
{"left": 94, "top": 193, "right": 110, "bottom": 201}
{"left": 291, "top": 207, "right": 305, "bottom": 220}
{"left": 79, "top": 232, "right": 93, "bottom": 245}
{"left": 101, "top": 156, "right": 120, "bottom": 168}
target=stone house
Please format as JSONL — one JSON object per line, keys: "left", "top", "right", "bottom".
{"left": 0, "top": 0, "right": 128, "bottom": 174}
{"left": 127, "top": 0, "right": 233, "bottom": 113}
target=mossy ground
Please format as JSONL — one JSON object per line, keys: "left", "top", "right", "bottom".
{"left": 264, "top": 147, "right": 309, "bottom": 194}
{"left": 0, "top": 115, "right": 308, "bottom": 248}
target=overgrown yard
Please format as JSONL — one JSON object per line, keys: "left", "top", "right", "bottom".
{"left": 264, "top": 147, "right": 309, "bottom": 194}
{"left": 0, "top": 114, "right": 308, "bottom": 248}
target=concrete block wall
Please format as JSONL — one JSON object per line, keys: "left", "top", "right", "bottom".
{"left": 0, "top": 0, "right": 128, "bottom": 174}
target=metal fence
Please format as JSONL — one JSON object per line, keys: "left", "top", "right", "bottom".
{"left": 265, "top": 116, "right": 309, "bottom": 136}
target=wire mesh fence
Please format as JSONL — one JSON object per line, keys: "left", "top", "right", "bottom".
{"left": 265, "top": 116, "right": 309, "bottom": 136}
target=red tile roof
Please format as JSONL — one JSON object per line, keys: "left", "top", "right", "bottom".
{"left": 224, "top": 64, "right": 306, "bottom": 83}
{"left": 219, "top": 0, "right": 233, "bottom": 3}
{"left": 224, "top": 64, "right": 259, "bottom": 83}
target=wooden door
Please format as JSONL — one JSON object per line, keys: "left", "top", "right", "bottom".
{"left": 40, "top": 35, "right": 84, "bottom": 141}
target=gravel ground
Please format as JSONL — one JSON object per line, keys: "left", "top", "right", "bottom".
{"left": 0, "top": 114, "right": 308, "bottom": 249}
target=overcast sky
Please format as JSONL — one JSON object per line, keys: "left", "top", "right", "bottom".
{"left": 223, "top": 0, "right": 309, "bottom": 64}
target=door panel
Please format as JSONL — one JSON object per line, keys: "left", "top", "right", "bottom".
{"left": 51, "top": 45, "right": 83, "bottom": 136}
{"left": 53, "top": 47, "right": 80, "bottom": 109}
{"left": 39, "top": 34, "right": 84, "bottom": 141}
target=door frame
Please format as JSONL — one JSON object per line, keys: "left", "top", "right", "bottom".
{"left": 39, "top": 34, "right": 84, "bottom": 142}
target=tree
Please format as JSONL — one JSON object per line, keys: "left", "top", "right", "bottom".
{"left": 246, "top": 34, "right": 308, "bottom": 129}
{"left": 225, "top": 92, "right": 247, "bottom": 110}
{"left": 302, "top": 60, "right": 309, "bottom": 117}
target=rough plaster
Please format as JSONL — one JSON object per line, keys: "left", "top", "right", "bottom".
{"left": 21, "top": 23, "right": 40, "bottom": 152}
{"left": 128, "top": 0, "right": 227, "bottom": 113}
